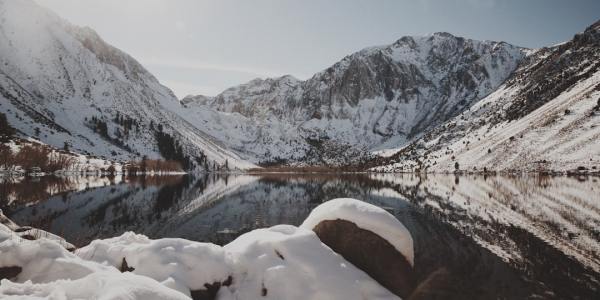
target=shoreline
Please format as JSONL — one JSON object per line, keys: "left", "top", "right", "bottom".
{"left": 3, "top": 169, "right": 599, "bottom": 178}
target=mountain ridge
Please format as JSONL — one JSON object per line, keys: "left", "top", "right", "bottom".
{"left": 0, "top": 0, "right": 254, "bottom": 170}
{"left": 371, "top": 19, "right": 600, "bottom": 173}
{"left": 3, "top": 0, "right": 596, "bottom": 171}
{"left": 183, "top": 32, "right": 526, "bottom": 165}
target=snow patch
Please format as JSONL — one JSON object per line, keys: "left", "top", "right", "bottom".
{"left": 76, "top": 232, "right": 231, "bottom": 297}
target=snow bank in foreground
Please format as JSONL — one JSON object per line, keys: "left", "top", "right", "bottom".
{"left": 0, "top": 224, "right": 188, "bottom": 300}
{"left": 222, "top": 225, "right": 399, "bottom": 300}
{"left": 1, "top": 226, "right": 399, "bottom": 300}
{"left": 301, "top": 198, "right": 414, "bottom": 266}
{"left": 0, "top": 224, "right": 102, "bottom": 283}
{"left": 0, "top": 272, "right": 189, "bottom": 300}
{"left": 1, "top": 198, "right": 414, "bottom": 299}
{"left": 76, "top": 232, "right": 231, "bottom": 297}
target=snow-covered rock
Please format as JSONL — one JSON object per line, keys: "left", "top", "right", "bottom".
{"left": 76, "top": 232, "right": 232, "bottom": 297}
{"left": 0, "top": 210, "right": 75, "bottom": 251}
{"left": 223, "top": 224, "right": 400, "bottom": 300}
{"left": 300, "top": 199, "right": 416, "bottom": 297}
{"left": 301, "top": 198, "right": 414, "bottom": 266}
{"left": 0, "top": 224, "right": 100, "bottom": 283}
{"left": 3, "top": 224, "right": 183, "bottom": 300}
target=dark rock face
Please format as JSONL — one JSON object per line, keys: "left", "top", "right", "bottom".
{"left": 0, "top": 266, "right": 22, "bottom": 281}
{"left": 182, "top": 33, "right": 523, "bottom": 165}
{"left": 311, "top": 219, "right": 415, "bottom": 298}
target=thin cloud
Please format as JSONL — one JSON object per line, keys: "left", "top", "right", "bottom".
{"left": 141, "top": 57, "right": 285, "bottom": 78}
{"left": 175, "top": 21, "right": 187, "bottom": 32}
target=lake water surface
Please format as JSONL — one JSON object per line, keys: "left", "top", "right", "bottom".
{"left": 1, "top": 173, "right": 599, "bottom": 299}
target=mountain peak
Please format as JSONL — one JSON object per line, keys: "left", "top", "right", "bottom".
{"left": 430, "top": 31, "right": 457, "bottom": 38}
{"left": 587, "top": 19, "right": 600, "bottom": 32}
{"left": 0, "top": 0, "right": 254, "bottom": 170}
{"left": 180, "top": 30, "right": 526, "bottom": 164}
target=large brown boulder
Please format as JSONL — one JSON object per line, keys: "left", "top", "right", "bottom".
{"left": 312, "top": 219, "right": 415, "bottom": 298}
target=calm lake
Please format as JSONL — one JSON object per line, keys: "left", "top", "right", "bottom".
{"left": 1, "top": 173, "right": 599, "bottom": 299}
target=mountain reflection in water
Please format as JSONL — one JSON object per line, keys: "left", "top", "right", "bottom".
{"left": 1, "top": 173, "right": 599, "bottom": 299}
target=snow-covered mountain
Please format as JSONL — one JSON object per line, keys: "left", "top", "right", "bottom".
{"left": 4, "top": 0, "right": 595, "bottom": 171}
{"left": 183, "top": 33, "right": 525, "bottom": 165}
{"left": 0, "top": 0, "right": 254, "bottom": 170}
{"left": 373, "top": 20, "right": 600, "bottom": 173}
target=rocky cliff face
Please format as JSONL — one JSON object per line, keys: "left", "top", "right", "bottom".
{"left": 372, "top": 20, "right": 600, "bottom": 173}
{"left": 0, "top": 0, "right": 253, "bottom": 170}
{"left": 184, "top": 33, "right": 525, "bottom": 165}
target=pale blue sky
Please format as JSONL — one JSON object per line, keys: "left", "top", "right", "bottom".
{"left": 36, "top": 0, "right": 600, "bottom": 98}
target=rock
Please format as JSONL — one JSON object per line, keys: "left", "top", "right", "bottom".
{"left": 190, "top": 276, "right": 232, "bottom": 300}
{"left": 120, "top": 257, "right": 135, "bottom": 272}
{"left": 0, "top": 266, "right": 22, "bottom": 280}
{"left": 312, "top": 219, "right": 415, "bottom": 298}
{"left": 0, "top": 209, "right": 19, "bottom": 231}
{"left": 0, "top": 210, "right": 76, "bottom": 251}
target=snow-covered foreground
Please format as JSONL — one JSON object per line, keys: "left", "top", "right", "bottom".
{"left": 0, "top": 199, "right": 412, "bottom": 300}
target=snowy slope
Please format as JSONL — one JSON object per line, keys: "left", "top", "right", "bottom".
{"left": 374, "top": 21, "right": 600, "bottom": 173}
{"left": 0, "top": 0, "right": 254, "bottom": 170}
{"left": 183, "top": 34, "right": 525, "bottom": 165}
{"left": 369, "top": 173, "right": 600, "bottom": 273}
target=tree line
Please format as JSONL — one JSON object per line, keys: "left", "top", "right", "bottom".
{"left": 124, "top": 158, "right": 183, "bottom": 174}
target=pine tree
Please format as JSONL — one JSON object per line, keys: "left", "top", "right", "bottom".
{"left": 0, "top": 113, "right": 16, "bottom": 141}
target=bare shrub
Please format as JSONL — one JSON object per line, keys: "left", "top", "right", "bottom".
{"left": 8, "top": 144, "right": 75, "bottom": 172}
{"left": 15, "top": 145, "right": 51, "bottom": 170}
{"left": 0, "top": 144, "right": 14, "bottom": 170}
{"left": 46, "top": 152, "right": 76, "bottom": 172}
